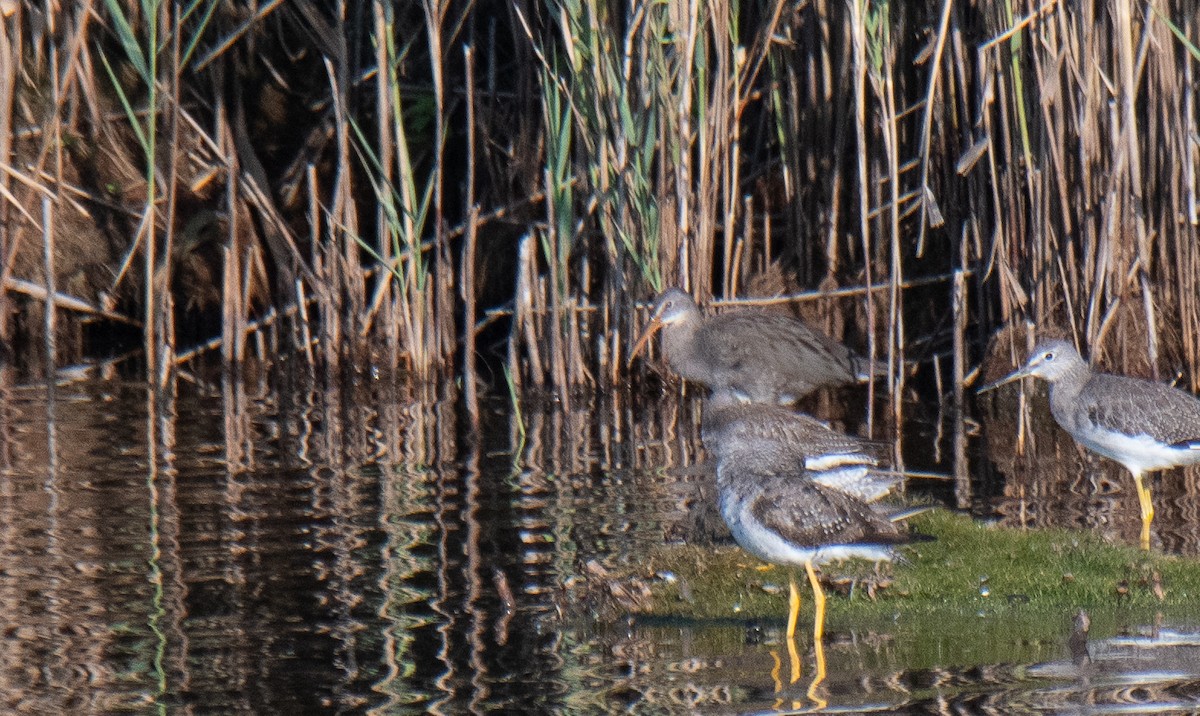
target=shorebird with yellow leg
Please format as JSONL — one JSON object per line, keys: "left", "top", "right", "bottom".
{"left": 630, "top": 288, "right": 881, "bottom": 403}
{"left": 980, "top": 338, "right": 1200, "bottom": 550}
{"left": 701, "top": 390, "right": 921, "bottom": 706}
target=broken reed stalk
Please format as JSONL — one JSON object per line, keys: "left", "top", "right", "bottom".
{"left": 295, "top": 280, "right": 314, "bottom": 367}
{"left": 175, "top": 304, "right": 286, "bottom": 365}
{"left": 462, "top": 44, "right": 479, "bottom": 427}
{"left": 221, "top": 166, "right": 241, "bottom": 365}
{"left": 870, "top": 2, "right": 907, "bottom": 431}
{"left": 42, "top": 198, "right": 55, "bottom": 371}
{"left": 539, "top": 60, "right": 570, "bottom": 405}
{"left": 353, "top": 1, "right": 438, "bottom": 378}
{"left": 914, "top": 0, "right": 955, "bottom": 257}
{"left": 160, "top": 8, "right": 183, "bottom": 381}
{"left": 425, "top": 0, "right": 454, "bottom": 378}
{"left": 850, "top": 0, "right": 877, "bottom": 431}
{"left": 1114, "top": 0, "right": 1160, "bottom": 374}
{"left": 370, "top": 8, "right": 401, "bottom": 372}
{"left": 4, "top": 278, "right": 140, "bottom": 326}
{"left": 104, "top": 0, "right": 161, "bottom": 381}
{"left": 0, "top": 12, "right": 14, "bottom": 347}
{"left": 512, "top": 236, "right": 540, "bottom": 389}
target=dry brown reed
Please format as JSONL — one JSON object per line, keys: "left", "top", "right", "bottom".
{"left": 1, "top": 1, "right": 1200, "bottom": 399}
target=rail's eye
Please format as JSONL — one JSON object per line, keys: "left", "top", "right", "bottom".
{"left": 1043, "top": 351, "right": 1055, "bottom": 361}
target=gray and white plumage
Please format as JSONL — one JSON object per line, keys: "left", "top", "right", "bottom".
{"left": 701, "top": 395, "right": 912, "bottom": 567}
{"left": 714, "top": 466, "right": 907, "bottom": 567}
{"left": 701, "top": 389, "right": 898, "bottom": 503}
{"left": 983, "top": 339, "right": 1200, "bottom": 476}
{"left": 632, "top": 288, "right": 879, "bottom": 403}
{"left": 979, "top": 337, "right": 1200, "bottom": 549}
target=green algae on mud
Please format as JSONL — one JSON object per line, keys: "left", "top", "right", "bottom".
{"left": 641, "top": 510, "right": 1200, "bottom": 626}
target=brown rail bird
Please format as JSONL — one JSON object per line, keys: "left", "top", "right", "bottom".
{"left": 980, "top": 338, "right": 1200, "bottom": 550}
{"left": 631, "top": 288, "right": 880, "bottom": 403}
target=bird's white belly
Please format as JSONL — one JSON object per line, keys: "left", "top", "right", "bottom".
{"left": 718, "top": 491, "right": 893, "bottom": 566}
{"left": 1076, "top": 428, "right": 1200, "bottom": 474}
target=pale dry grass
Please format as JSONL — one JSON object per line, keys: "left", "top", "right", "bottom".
{"left": 0, "top": 0, "right": 1197, "bottom": 400}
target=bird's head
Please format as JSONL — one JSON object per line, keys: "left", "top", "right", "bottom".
{"left": 978, "top": 338, "right": 1082, "bottom": 392}
{"left": 629, "top": 288, "right": 699, "bottom": 364}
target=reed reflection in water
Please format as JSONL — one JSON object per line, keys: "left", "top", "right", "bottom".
{"left": 1, "top": 366, "right": 1200, "bottom": 712}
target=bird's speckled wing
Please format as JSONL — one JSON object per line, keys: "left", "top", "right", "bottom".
{"left": 702, "top": 402, "right": 883, "bottom": 462}
{"left": 702, "top": 402, "right": 898, "bottom": 501}
{"left": 1074, "top": 374, "right": 1200, "bottom": 445}
{"left": 747, "top": 475, "right": 905, "bottom": 548}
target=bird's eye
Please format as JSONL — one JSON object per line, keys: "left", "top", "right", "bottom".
{"left": 1044, "top": 351, "right": 1055, "bottom": 361}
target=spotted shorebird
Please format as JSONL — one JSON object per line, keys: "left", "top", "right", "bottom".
{"left": 702, "top": 389, "right": 898, "bottom": 503}
{"left": 980, "top": 338, "right": 1200, "bottom": 550}
{"left": 701, "top": 391, "right": 916, "bottom": 643}
{"left": 631, "top": 288, "right": 880, "bottom": 403}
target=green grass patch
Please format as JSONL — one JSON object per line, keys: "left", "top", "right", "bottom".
{"left": 634, "top": 510, "right": 1199, "bottom": 666}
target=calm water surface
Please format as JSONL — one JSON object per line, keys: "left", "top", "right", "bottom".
{"left": 3, "top": 366, "right": 1200, "bottom": 713}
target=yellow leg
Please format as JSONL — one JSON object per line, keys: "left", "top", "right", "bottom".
{"left": 777, "top": 579, "right": 803, "bottom": 702}
{"left": 786, "top": 577, "right": 801, "bottom": 641}
{"left": 805, "top": 561, "right": 826, "bottom": 643}
{"left": 1133, "top": 471, "right": 1154, "bottom": 551}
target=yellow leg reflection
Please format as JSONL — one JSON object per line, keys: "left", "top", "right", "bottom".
{"left": 1133, "top": 472, "right": 1153, "bottom": 551}
{"left": 771, "top": 639, "right": 803, "bottom": 711}
{"left": 769, "top": 648, "right": 784, "bottom": 711}
{"left": 787, "top": 633, "right": 801, "bottom": 685}
{"left": 806, "top": 634, "right": 828, "bottom": 709}
{"left": 770, "top": 648, "right": 783, "bottom": 693}
{"left": 777, "top": 581, "right": 806, "bottom": 708}
{"left": 804, "top": 561, "right": 829, "bottom": 709}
